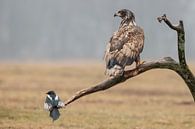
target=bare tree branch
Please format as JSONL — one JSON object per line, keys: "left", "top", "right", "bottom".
{"left": 157, "top": 14, "right": 186, "bottom": 66}
{"left": 157, "top": 14, "right": 195, "bottom": 101}
{"left": 157, "top": 14, "right": 183, "bottom": 32}
{"left": 64, "top": 57, "right": 179, "bottom": 106}
{"left": 62, "top": 14, "right": 195, "bottom": 108}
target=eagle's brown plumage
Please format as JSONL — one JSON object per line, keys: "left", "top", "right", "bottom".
{"left": 104, "top": 9, "right": 144, "bottom": 76}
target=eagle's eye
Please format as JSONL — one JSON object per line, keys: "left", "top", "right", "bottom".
{"left": 118, "top": 11, "right": 126, "bottom": 17}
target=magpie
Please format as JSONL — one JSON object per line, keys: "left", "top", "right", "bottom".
{"left": 44, "top": 90, "right": 64, "bottom": 121}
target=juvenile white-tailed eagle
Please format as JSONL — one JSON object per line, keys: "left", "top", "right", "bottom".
{"left": 104, "top": 9, "right": 144, "bottom": 76}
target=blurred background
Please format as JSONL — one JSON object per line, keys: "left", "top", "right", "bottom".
{"left": 0, "top": 0, "right": 195, "bottom": 62}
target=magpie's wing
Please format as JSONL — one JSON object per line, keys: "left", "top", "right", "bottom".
{"left": 44, "top": 96, "right": 53, "bottom": 111}
{"left": 45, "top": 96, "right": 52, "bottom": 104}
{"left": 53, "top": 96, "right": 64, "bottom": 108}
{"left": 57, "top": 100, "right": 65, "bottom": 108}
{"left": 44, "top": 103, "right": 53, "bottom": 111}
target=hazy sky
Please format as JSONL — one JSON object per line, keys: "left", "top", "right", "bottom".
{"left": 0, "top": 0, "right": 194, "bottom": 61}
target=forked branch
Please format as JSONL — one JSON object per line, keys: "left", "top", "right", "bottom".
{"left": 63, "top": 14, "right": 195, "bottom": 107}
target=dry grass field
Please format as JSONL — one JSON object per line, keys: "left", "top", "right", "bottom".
{"left": 0, "top": 62, "right": 195, "bottom": 129}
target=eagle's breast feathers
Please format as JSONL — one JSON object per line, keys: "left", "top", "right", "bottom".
{"left": 104, "top": 25, "right": 144, "bottom": 76}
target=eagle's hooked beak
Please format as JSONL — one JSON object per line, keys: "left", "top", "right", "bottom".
{"left": 114, "top": 12, "right": 120, "bottom": 17}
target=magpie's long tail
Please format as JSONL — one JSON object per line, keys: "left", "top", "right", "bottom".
{"left": 50, "top": 108, "right": 60, "bottom": 121}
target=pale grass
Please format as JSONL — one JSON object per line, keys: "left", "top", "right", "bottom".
{"left": 0, "top": 62, "right": 195, "bottom": 129}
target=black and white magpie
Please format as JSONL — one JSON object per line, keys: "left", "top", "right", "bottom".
{"left": 44, "top": 90, "right": 64, "bottom": 121}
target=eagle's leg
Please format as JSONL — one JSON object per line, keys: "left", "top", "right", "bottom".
{"left": 135, "top": 55, "right": 145, "bottom": 68}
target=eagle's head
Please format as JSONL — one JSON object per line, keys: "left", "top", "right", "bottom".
{"left": 114, "top": 9, "right": 136, "bottom": 26}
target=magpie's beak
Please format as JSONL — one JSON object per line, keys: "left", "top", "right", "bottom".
{"left": 114, "top": 12, "right": 120, "bottom": 17}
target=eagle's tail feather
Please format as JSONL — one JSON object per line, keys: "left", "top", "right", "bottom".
{"left": 105, "top": 65, "right": 124, "bottom": 77}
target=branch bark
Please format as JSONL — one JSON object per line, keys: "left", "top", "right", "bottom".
{"left": 158, "top": 14, "right": 195, "bottom": 100}
{"left": 63, "top": 14, "right": 195, "bottom": 107}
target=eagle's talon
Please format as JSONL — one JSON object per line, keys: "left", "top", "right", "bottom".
{"left": 140, "top": 60, "right": 146, "bottom": 65}
{"left": 136, "top": 60, "right": 145, "bottom": 68}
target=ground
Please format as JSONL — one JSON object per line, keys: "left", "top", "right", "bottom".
{"left": 0, "top": 62, "right": 195, "bottom": 129}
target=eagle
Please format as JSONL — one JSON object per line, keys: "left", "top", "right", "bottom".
{"left": 104, "top": 9, "right": 144, "bottom": 76}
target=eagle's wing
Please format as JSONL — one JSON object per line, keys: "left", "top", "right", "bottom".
{"left": 104, "top": 26, "right": 144, "bottom": 69}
